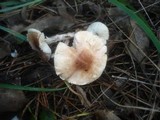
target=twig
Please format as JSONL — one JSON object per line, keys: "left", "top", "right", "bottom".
{"left": 112, "top": 75, "right": 160, "bottom": 88}
{"left": 138, "top": 0, "right": 155, "bottom": 28}
{"left": 108, "top": 16, "right": 160, "bottom": 71}
{"left": 100, "top": 86, "right": 160, "bottom": 112}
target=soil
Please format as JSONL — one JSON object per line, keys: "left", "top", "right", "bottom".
{"left": 0, "top": 0, "right": 160, "bottom": 120}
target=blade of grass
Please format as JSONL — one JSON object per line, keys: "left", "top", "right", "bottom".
{"left": 108, "top": 0, "right": 160, "bottom": 53}
{"left": 28, "top": 107, "right": 37, "bottom": 120}
{"left": 0, "top": 83, "right": 67, "bottom": 92}
{"left": 118, "top": 0, "right": 149, "bottom": 24}
{"left": 39, "top": 107, "right": 56, "bottom": 120}
{"left": 0, "top": 1, "right": 21, "bottom": 6}
{"left": 0, "top": 0, "right": 45, "bottom": 13}
{"left": 0, "top": 25, "right": 26, "bottom": 42}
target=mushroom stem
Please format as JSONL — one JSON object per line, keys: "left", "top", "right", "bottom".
{"left": 45, "top": 32, "right": 75, "bottom": 44}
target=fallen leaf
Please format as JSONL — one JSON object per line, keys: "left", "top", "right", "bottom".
{"left": 0, "top": 38, "right": 11, "bottom": 59}
{"left": 108, "top": 7, "right": 130, "bottom": 34}
{"left": 56, "top": 0, "right": 75, "bottom": 23}
{"left": 108, "top": 7, "right": 130, "bottom": 53}
{"left": 108, "top": 7, "right": 149, "bottom": 70}
{"left": 24, "top": 14, "right": 74, "bottom": 34}
{"left": 76, "top": 86, "right": 91, "bottom": 108}
{"left": 0, "top": 88, "right": 27, "bottom": 112}
{"left": 128, "top": 20, "right": 149, "bottom": 69}
{"left": 94, "top": 110, "right": 121, "bottom": 120}
{"left": 86, "top": 1, "right": 101, "bottom": 20}
{"left": 79, "top": 1, "right": 102, "bottom": 20}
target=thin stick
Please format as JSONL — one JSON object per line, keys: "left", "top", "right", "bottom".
{"left": 100, "top": 86, "right": 160, "bottom": 112}
{"left": 112, "top": 75, "right": 160, "bottom": 88}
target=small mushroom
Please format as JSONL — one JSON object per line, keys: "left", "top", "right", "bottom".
{"left": 27, "top": 29, "right": 75, "bottom": 61}
{"left": 27, "top": 29, "right": 52, "bottom": 61}
{"left": 54, "top": 30, "right": 108, "bottom": 85}
{"left": 87, "top": 22, "right": 109, "bottom": 44}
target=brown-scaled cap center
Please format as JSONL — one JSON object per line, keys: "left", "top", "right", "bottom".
{"left": 74, "top": 49, "right": 94, "bottom": 72}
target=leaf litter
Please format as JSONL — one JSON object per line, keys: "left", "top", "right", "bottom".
{"left": 0, "top": 0, "right": 160, "bottom": 120}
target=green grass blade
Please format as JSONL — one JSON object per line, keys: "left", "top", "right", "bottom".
{"left": 39, "top": 107, "right": 56, "bottom": 120}
{"left": 0, "top": 1, "right": 21, "bottom": 6}
{"left": 0, "top": 0, "right": 44, "bottom": 13}
{"left": 0, "top": 25, "right": 26, "bottom": 42}
{"left": 108, "top": 0, "right": 160, "bottom": 53}
{"left": 0, "top": 83, "right": 66, "bottom": 92}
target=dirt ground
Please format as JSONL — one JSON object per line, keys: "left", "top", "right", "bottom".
{"left": 0, "top": 0, "right": 160, "bottom": 120}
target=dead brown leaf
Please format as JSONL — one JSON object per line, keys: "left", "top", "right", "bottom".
{"left": 108, "top": 7, "right": 149, "bottom": 70}
{"left": 24, "top": 14, "right": 74, "bottom": 33}
{"left": 128, "top": 20, "right": 149, "bottom": 69}
{"left": 108, "top": 7, "right": 131, "bottom": 34}
{"left": 56, "top": 0, "right": 75, "bottom": 23}
{"left": 94, "top": 110, "right": 121, "bottom": 120}
{"left": 0, "top": 38, "right": 11, "bottom": 59}
{"left": 78, "top": 1, "right": 102, "bottom": 20}
{"left": 86, "top": 1, "right": 101, "bottom": 20}
{"left": 0, "top": 89, "right": 27, "bottom": 112}
{"left": 76, "top": 86, "right": 91, "bottom": 108}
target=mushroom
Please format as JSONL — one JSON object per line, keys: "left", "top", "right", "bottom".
{"left": 27, "top": 29, "right": 75, "bottom": 61}
{"left": 27, "top": 22, "right": 109, "bottom": 85}
{"left": 27, "top": 29, "right": 52, "bottom": 61}
{"left": 54, "top": 22, "right": 108, "bottom": 85}
{"left": 87, "top": 22, "right": 109, "bottom": 44}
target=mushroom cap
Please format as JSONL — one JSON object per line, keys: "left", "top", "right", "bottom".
{"left": 54, "top": 31, "right": 107, "bottom": 85}
{"left": 27, "top": 28, "right": 51, "bottom": 61}
{"left": 87, "top": 22, "right": 109, "bottom": 44}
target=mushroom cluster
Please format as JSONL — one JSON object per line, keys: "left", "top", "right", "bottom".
{"left": 27, "top": 22, "right": 109, "bottom": 85}
{"left": 54, "top": 22, "right": 109, "bottom": 85}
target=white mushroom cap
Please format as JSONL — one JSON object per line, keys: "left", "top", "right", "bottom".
{"left": 54, "top": 31, "right": 107, "bottom": 85}
{"left": 27, "top": 29, "right": 51, "bottom": 61}
{"left": 87, "top": 22, "right": 109, "bottom": 44}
